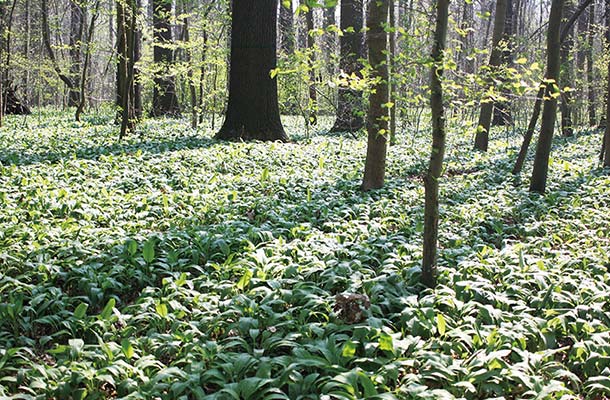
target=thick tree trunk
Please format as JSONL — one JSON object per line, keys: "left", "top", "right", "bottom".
{"left": 474, "top": 0, "right": 509, "bottom": 151}
{"left": 530, "top": 0, "right": 565, "bottom": 193}
{"left": 151, "top": 0, "right": 180, "bottom": 117}
{"left": 330, "top": 0, "right": 365, "bottom": 133}
{"left": 361, "top": 0, "right": 389, "bottom": 191}
{"left": 278, "top": 0, "right": 294, "bottom": 54}
{"left": 422, "top": 0, "right": 449, "bottom": 289}
{"left": 216, "top": 0, "right": 287, "bottom": 141}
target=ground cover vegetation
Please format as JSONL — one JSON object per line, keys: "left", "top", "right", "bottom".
{"left": 0, "top": 112, "right": 609, "bottom": 399}
{"left": 2, "top": 0, "right": 610, "bottom": 398}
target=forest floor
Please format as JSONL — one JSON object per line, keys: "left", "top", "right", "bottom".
{"left": 0, "top": 110, "right": 609, "bottom": 399}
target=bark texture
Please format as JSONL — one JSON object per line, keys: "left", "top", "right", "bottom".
{"left": 422, "top": 0, "right": 449, "bottom": 289}
{"left": 474, "top": 0, "right": 509, "bottom": 151}
{"left": 151, "top": 0, "right": 180, "bottom": 117}
{"left": 361, "top": 0, "right": 389, "bottom": 190}
{"left": 330, "top": 0, "right": 365, "bottom": 133}
{"left": 216, "top": 0, "right": 287, "bottom": 141}
{"left": 530, "top": 0, "right": 565, "bottom": 193}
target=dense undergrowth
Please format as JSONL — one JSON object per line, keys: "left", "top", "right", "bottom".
{"left": 0, "top": 111, "right": 609, "bottom": 399}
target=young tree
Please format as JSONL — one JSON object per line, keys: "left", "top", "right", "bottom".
{"left": 492, "top": 0, "right": 514, "bottom": 126}
{"left": 117, "top": 0, "right": 138, "bottom": 139}
{"left": 422, "top": 0, "right": 449, "bottom": 288}
{"left": 278, "top": 0, "right": 295, "bottom": 54}
{"left": 529, "top": 0, "right": 565, "bottom": 193}
{"left": 68, "top": 0, "right": 84, "bottom": 106}
{"left": 151, "top": 0, "right": 180, "bottom": 116}
{"left": 75, "top": 0, "right": 102, "bottom": 121}
{"left": 586, "top": 1, "right": 595, "bottom": 126}
{"left": 361, "top": 0, "right": 389, "bottom": 190}
{"left": 216, "top": 0, "right": 287, "bottom": 141}
{"left": 559, "top": 0, "right": 575, "bottom": 137}
{"left": 473, "top": 0, "right": 508, "bottom": 151}
{"left": 305, "top": 3, "right": 317, "bottom": 126}
{"left": 42, "top": 0, "right": 79, "bottom": 106}
{"left": 330, "top": 0, "right": 365, "bottom": 133}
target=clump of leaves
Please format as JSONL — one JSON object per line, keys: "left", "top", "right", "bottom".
{"left": 0, "top": 112, "right": 609, "bottom": 399}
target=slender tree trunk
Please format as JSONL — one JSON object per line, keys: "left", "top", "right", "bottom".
{"left": 512, "top": 85, "right": 544, "bottom": 175}
{"left": 459, "top": 0, "right": 475, "bottom": 75}
{"left": 183, "top": 14, "right": 198, "bottom": 129}
{"left": 361, "top": 0, "right": 390, "bottom": 190}
{"left": 151, "top": 0, "right": 180, "bottom": 116}
{"left": 278, "top": 0, "right": 294, "bottom": 54}
{"left": 587, "top": 1, "right": 596, "bottom": 126}
{"left": 492, "top": 0, "right": 513, "bottom": 126}
{"left": 118, "top": 0, "right": 137, "bottom": 138}
{"left": 23, "top": 0, "right": 30, "bottom": 103}
{"left": 216, "top": 0, "right": 287, "bottom": 141}
{"left": 530, "top": 0, "right": 565, "bottom": 193}
{"left": 68, "top": 0, "right": 84, "bottom": 107}
{"left": 422, "top": 0, "right": 449, "bottom": 289}
{"left": 42, "top": 0, "right": 77, "bottom": 93}
{"left": 305, "top": 7, "right": 317, "bottom": 126}
{"left": 389, "top": 1, "right": 397, "bottom": 143}
{"left": 76, "top": 0, "right": 101, "bottom": 121}
{"left": 323, "top": 3, "right": 337, "bottom": 77}
{"left": 474, "top": 0, "right": 509, "bottom": 151}
{"left": 330, "top": 0, "right": 365, "bottom": 133}
{"left": 559, "top": 0, "right": 575, "bottom": 137}
{"left": 604, "top": 52, "right": 610, "bottom": 166}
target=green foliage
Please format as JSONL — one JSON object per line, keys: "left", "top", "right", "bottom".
{"left": 0, "top": 113, "right": 609, "bottom": 398}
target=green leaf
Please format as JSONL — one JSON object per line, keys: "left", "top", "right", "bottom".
{"left": 378, "top": 332, "right": 394, "bottom": 352}
{"left": 99, "top": 298, "right": 116, "bottom": 320}
{"left": 437, "top": 313, "right": 446, "bottom": 336}
{"left": 73, "top": 303, "right": 88, "bottom": 320}
{"left": 121, "top": 338, "right": 135, "bottom": 359}
{"left": 342, "top": 341, "right": 357, "bottom": 357}
{"left": 237, "top": 270, "right": 253, "bottom": 290}
{"left": 143, "top": 239, "right": 156, "bottom": 263}
{"left": 155, "top": 303, "right": 169, "bottom": 318}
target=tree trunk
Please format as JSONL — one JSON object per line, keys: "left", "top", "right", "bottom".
{"left": 118, "top": 0, "right": 138, "bottom": 139}
{"left": 151, "top": 0, "right": 180, "bottom": 117}
{"left": 604, "top": 49, "right": 610, "bottom": 167}
{"left": 216, "top": 0, "right": 287, "bottom": 141}
{"left": 474, "top": 0, "right": 508, "bottom": 151}
{"left": 422, "top": 0, "right": 449, "bottom": 289}
{"left": 586, "top": 1, "right": 596, "bottom": 126}
{"left": 278, "top": 0, "right": 294, "bottom": 54}
{"left": 458, "top": 0, "right": 475, "bottom": 75}
{"left": 559, "top": 0, "right": 575, "bottom": 137}
{"left": 305, "top": 6, "right": 317, "bottom": 126}
{"left": 330, "top": 0, "right": 365, "bottom": 133}
{"left": 492, "top": 0, "right": 514, "bottom": 126}
{"left": 389, "top": 1, "right": 397, "bottom": 143}
{"left": 68, "top": 0, "right": 84, "bottom": 107}
{"left": 361, "top": 0, "right": 389, "bottom": 191}
{"left": 183, "top": 14, "right": 198, "bottom": 129}
{"left": 75, "top": 0, "right": 101, "bottom": 122}
{"left": 512, "top": 85, "right": 544, "bottom": 175}
{"left": 530, "top": 0, "right": 565, "bottom": 193}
